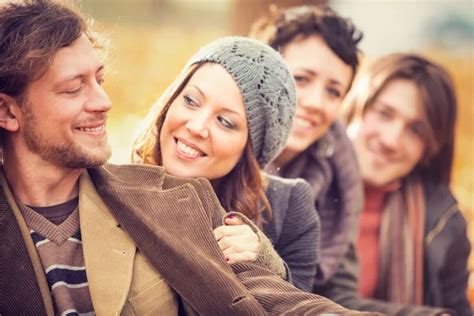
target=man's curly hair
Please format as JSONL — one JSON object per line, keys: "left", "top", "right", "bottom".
{"left": 0, "top": 0, "right": 104, "bottom": 100}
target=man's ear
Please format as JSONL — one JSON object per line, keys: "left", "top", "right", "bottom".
{"left": 0, "top": 93, "right": 20, "bottom": 132}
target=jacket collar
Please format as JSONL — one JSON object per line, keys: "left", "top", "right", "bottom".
{"left": 420, "top": 176, "right": 457, "bottom": 233}
{"left": 0, "top": 168, "right": 55, "bottom": 315}
{"left": 79, "top": 171, "right": 136, "bottom": 315}
{"left": 88, "top": 164, "right": 262, "bottom": 314}
{"left": 0, "top": 166, "right": 140, "bottom": 315}
{"left": 88, "top": 163, "right": 166, "bottom": 191}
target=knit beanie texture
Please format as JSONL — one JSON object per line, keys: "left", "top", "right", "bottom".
{"left": 187, "top": 36, "right": 296, "bottom": 166}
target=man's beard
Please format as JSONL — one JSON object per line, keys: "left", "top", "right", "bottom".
{"left": 21, "top": 102, "right": 111, "bottom": 169}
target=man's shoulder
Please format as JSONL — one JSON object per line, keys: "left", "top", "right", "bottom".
{"left": 88, "top": 163, "right": 217, "bottom": 201}
{"left": 88, "top": 163, "right": 167, "bottom": 188}
{"left": 89, "top": 163, "right": 216, "bottom": 188}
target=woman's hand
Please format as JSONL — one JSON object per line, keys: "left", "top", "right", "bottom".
{"left": 213, "top": 215, "right": 260, "bottom": 264}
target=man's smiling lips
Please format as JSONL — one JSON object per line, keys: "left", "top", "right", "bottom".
{"left": 366, "top": 140, "right": 400, "bottom": 168}
{"left": 174, "top": 137, "right": 207, "bottom": 160}
{"left": 75, "top": 121, "right": 106, "bottom": 137}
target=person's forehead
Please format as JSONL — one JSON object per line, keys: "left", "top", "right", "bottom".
{"left": 283, "top": 35, "right": 353, "bottom": 86}
{"left": 377, "top": 79, "right": 425, "bottom": 122}
{"left": 40, "top": 34, "right": 103, "bottom": 83}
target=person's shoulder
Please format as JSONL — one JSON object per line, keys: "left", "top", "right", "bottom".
{"left": 265, "top": 173, "right": 314, "bottom": 200}
{"left": 421, "top": 176, "right": 456, "bottom": 210}
{"left": 265, "top": 173, "right": 311, "bottom": 190}
{"left": 418, "top": 175, "right": 468, "bottom": 235}
{"left": 101, "top": 163, "right": 166, "bottom": 174}
{"left": 89, "top": 163, "right": 166, "bottom": 186}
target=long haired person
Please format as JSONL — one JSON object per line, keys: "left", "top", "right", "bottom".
{"left": 133, "top": 37, "right": 321, "bottom": 291}
{"left": 343, "top": 53, "right": 471, "bottom": 315}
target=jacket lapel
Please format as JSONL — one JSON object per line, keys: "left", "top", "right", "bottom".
{"left": 0, "top": 169, "right": 54, "bottom": 315}
{"left": 88, "top": 164, "right": 265, "bottom": 314}
{"left": 79, "top": 171, "right": 136, "bottom": 315}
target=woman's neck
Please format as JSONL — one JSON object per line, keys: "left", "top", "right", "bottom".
{"left": 272, "top": 148, "right": 300, "bottom": 169}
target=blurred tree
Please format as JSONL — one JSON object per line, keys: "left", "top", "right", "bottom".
{"left": 230, "top": 0, "right": 328, "bottom": 35}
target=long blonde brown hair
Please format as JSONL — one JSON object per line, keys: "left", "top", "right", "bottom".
{"left": 132, "top": 62, "right": 271, "bottom": 226}
{"left": 342, "top": 53, "right": 457, "bottom": 185}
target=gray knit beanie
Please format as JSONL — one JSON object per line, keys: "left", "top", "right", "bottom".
{"left": 186, "top": 36, "right": 296, "bottom": 167}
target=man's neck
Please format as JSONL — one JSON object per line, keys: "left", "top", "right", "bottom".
{"left": 2, "top": 152, "right": 82, "bottom": 207}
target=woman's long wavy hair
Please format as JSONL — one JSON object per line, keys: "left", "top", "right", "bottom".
{"left": 132, "top": 62, "right": 271, "bottom": 226}
{"left": 342, "top": 53, "right": 457, "bottom": 185}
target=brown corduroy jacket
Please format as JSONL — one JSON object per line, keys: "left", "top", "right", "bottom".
{"left": 0, "top": 163, "right": 377, "bottom": 315}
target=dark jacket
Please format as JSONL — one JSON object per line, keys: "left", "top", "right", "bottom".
{"left": 266, "top": 121, "right": 363, "bottom": 285}
{"left": 263, "top": 174, "right": 320, "bottom": 292}
{"left": 1, "top": 163, "right": 374, "bottom": 315}
{"left": 317, "top": 178, "right": 471, "bottom": 316}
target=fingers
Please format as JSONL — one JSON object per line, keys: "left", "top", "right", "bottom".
{"left": 224, "top": 215, "right": 243, "bottom": 226}
{"left": 224, "top": 251, "right": 258, "bottom": 264}
{"left": 217, "top": 234, "right": 259, "bottom": 253}
{"left": 213, "top": 224, "right": 260, "bottom": 265}
{"left": 213, "top": 224, "right": 253, "bottom": 242}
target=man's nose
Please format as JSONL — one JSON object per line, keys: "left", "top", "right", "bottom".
{"left": 85, "top": 83, "right": 112, "bottom": 113}
{"left": 380, "top": 121, "right": 404, "bottom": 150}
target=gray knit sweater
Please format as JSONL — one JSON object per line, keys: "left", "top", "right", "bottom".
{"left": 262, "top": 174, "right": 321, "bottom": 292}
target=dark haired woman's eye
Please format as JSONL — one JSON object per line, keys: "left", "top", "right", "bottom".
{"left": 294, "top": 75, "right": 309, "bottom": 86}
{"left": 327, "top": 87, "right": 342, "bottom": 99}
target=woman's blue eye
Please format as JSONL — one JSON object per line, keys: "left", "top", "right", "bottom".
{"left": 183, "top": 95, "right": 198, "bottom": 107}
{"left": 218, "top": 116, "right": 235, "bottom": 129}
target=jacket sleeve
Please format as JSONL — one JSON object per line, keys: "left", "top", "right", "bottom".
{"left": 436, "top": 210, "right": 471, "bottom": 316}
{"left": 230, "top": 261, "right": 379, "bottom": 315}
{"left": 273, "top": 179, "right": 320, "bottom": 292}
{"left": 191, "top": 176, "right": 377, "bottom": 315}
{"left": 317, "top": 244, "right": 452, "bottom": 315}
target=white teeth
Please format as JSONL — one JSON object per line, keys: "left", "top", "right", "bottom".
{"left": 177, "top": 140, "right": 201, "bottom": 157}
{"left": 295, "top": 118, "right": 313, "bottom": 128}
{"left": 78, "top": 125, "right": 104, "bottom": 132}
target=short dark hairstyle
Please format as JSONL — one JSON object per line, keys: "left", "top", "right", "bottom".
{"left": 0, "top": 0, "right": 101, "bottom": 100}
{"left": 250, "top": 5, "right": 363, "bottom": 76}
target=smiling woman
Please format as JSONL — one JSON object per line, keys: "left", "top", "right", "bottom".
{"left": 132, "top": 36, "right": 321, "bottom": 292}
{"left": 160, "top": 63, "right": 249, "bottom": 181}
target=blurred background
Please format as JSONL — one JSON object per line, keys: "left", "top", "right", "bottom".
{"left": 79, "top": 0, "right": 473, "bottom": 304}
